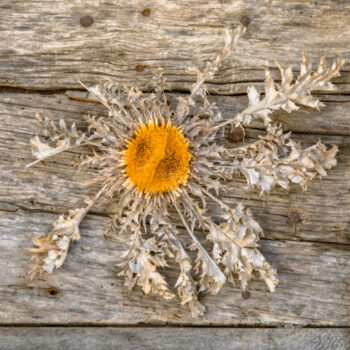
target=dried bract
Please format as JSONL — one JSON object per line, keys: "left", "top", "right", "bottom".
{"left": 228, "top": 125, "right": 338, "bottom": 194}
{"left": 209, "top": 204, "right": 278, "bottom": 292}
{"left": 28, "top": 193, "right": 101, "bottom": 278}
{"left": 26, "top": 26, "right": 343, "bottom": 317}
{"left": 215, "top": 54, "right": 345, "bottom": 130}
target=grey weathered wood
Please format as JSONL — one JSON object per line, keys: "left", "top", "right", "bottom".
{"left": 0, "top": 327, "right": 349, "bottom": 350}
{"left": 0, "top": 0, "right": 349, "bottom": 93}
{"left": 65, "top": 90, "right": 350, "bottom": 136}
{"left": 0, "top": 90, "right": 349, "bottom": 325}
{"left": 0, "top": 0, "right": 350, "bottom": 329}
{"left": 0, "top": 91, "right": 349, "bottom": 246}
{"left": 1, "top": 209, "right": 350, "bottom": 325}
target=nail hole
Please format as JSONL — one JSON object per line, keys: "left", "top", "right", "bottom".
{"left": 80, "top": 15, "right": 94, "bottom": 27}
{"left": 226, "top": 126, "right": 244, "bottom": 143}
{"left": 240, "top": 16, "right": 251, "bottom": 27}
{"left": 47, "top": 286, "right": 60, "bottom": 297}
{"left": 135, "top": 64, "right": 148, "bottom": 72}
{"left": 141, "top": 8, "right": 151, "bottom": 16}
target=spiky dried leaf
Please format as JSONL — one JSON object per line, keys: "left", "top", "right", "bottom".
{"left": 28, "top": 208, "right": 84, "bottom": 278}
{"left": 209, "top": 204, "right": 278, "bottom": 291}
{"left": 225, "top": 125, "right": 338, "bottom": 194}
{"left": 215, "top": 55, "right": 345, "bottom": 131}
{"left": 26, "top": 113, "right": 98, "bottom": 167}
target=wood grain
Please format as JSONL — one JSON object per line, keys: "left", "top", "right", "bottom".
{"left": 1, "top": 199, "right": 350, "bottom": 325}
{"left": 0, "top": 327, "right": 349, "bottom": 350}
{"left": 0, "top": 0, "right": 349, "bottom": 93}
{"left": 0, "top": 91, "right": 349, "bottom": 325}
{"left": 0, "top": 91, "right": 349, "bottom": 246}
{"left": 0, "top": 0, "right": 350, "bottom": 330}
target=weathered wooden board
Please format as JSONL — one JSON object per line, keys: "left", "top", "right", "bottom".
{"left": 0, "top": 91, "right": 349, "bottom": 246}
{"left": 1, "top": 200, "right": 350, "bottom": 325}
{"left": 0, "top": 0, "right": 350, "bottom": 93}
{"left": 0, "top": 90, "right": 350, "bottom": 325}
{"left": 0, "top": 0, "right": 350, "bottom": 330}
{"left": 0, "top": 327, "right": 349, "bottom": 350}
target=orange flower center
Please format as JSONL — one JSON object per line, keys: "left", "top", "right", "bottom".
{"left": 123, "top": 120, "right": 191, "bottom": 194}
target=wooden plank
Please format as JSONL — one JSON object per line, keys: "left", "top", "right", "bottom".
{"left": 0, "top": 0, "right": 349, "bottom": 93}
{"left": 0, "top": 327, "right": 349, "bottom": 350}
{"left": 1, "top": 0, "right": 350, "bottom": 327}
{"left": 65, "top": 90, "right": 350, "bottom": 136}
{"left": 0, "top": 91, "right": 349, "bottom": 246}
{"left": 1, "top": 208, "right": 350, "bottom": 325}
{"left": 0, "top": 90, "right": 349, "bottom": 326}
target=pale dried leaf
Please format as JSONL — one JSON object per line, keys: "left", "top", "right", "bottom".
{"left": 208, "top": 204, "right": 278, "bottom": 292}
{"left": 28, "top": 208, "right": 84, "bottom": 278}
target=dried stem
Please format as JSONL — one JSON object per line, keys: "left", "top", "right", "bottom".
{"left": 189, "top": 26, "right": 246, "bottom": 97}
{"left": 174, "top": 201, "right": 226, "bottom": 293}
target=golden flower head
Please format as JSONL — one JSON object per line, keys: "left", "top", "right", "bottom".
{"left": 123, "top": 120, "right": 191, "bottom": 194}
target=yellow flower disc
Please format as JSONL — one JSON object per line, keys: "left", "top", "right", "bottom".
{"left": 124, "top": 120, "right": 191, "bottom": 194}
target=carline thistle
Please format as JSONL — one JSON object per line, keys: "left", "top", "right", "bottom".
{"left": 26, "top": 25, "right": 344, "bottom": 317}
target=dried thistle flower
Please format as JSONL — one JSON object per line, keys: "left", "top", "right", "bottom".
{"left": 26, "top": 25, "right": 344, "bottom": 317}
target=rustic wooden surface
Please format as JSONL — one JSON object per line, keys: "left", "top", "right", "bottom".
{"left": 1, "top": 0, "right": 350, "bottom": 347}
{"left": 1, "top": 328, "right": 349, "bottom": 350}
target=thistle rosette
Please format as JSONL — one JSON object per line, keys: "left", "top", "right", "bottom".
{"left": 26, "top": 25, "right": 343, "bottom": 317}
